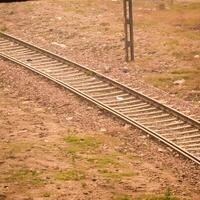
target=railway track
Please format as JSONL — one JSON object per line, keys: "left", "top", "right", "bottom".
{"left": 0, "top": 31, "right": 200, "bottom": 165}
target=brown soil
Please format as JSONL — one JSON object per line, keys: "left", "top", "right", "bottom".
{"left": 0, "top": 58, "right": 200, "bottom": 200}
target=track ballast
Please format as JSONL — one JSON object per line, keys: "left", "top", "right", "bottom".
{"left": 0, "top": 32, "right": 200, "bottom": 165}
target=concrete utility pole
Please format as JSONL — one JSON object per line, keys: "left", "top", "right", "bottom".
{"left": 123, "top": 0, "right": 134, "bottom": 62}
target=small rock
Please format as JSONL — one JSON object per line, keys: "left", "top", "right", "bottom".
{"left": 56, "top": 16, "right": 62, "bottom": 20}
{"left": 175, "top": 153, "right": 179, "bottom": 157}
{"left": 56, "top": 185, "right": 61, "bottom": 190}
{"left": 52, "top": 42, "right": 66, "bottom": 48}
{"left": 102, "top": 144, "right": 109, "bottom": 150}
{"left": 173, "top": 79, "right": 185, "bottom": 85}
{"left": 140, "top": 135, "right": 147, "bottom": 139}
{"left": 0, "top": 161, "right": 5, "bottom": 165}
{"left": 100, "top": 128, "right": 107, "bottom": 133}
{"left": 45, "top": 176, "right": 51, "bottom": 180}
{"left": 167, "top": 147, "right": 173, "bottom": 152}
{"left": 26, "top": 58, "right": 32, "bottom": 62}
{"left": 194, "top": 55, "right": 200, "bottom": 59}
{"left": 92, "top": 177, "right": 97, "bottom": 182}
{"left": 158, "top": 3, "right": 166, "bottom": 10}
{"left": 86, "top": 106, "right": 93, "bottom": 111}
{"left": 158, "top": 148, "right": 166, "bottom": 153}
{"left": 123, "top": 124, "right": 131, "bottom": 130}
{"left": 66, "top": 117, "right": 73, "bottom": 121}
{"left": 116, "top": 96, "right": 124, "bottom": 101}
{"left": 122, "top": 67, "right": 129, "bottom": 73}
{"left": 103, "top": 66, "right": 111, "bottom": 73}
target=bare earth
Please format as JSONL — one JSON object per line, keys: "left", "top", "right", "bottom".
{"left": 0, "top": 0, "right": 200, "bottom": 200}
{"left": 0, "top": 59, "right": 200, "bottom": 200}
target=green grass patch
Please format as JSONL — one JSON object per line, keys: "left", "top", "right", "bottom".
{"left": 87, "top": 153, "right": 119, "bottom": 168}
{"left": 2, "top": 168, "right": 44, "bottom": 186}
{"left": 55, "top": 169, "right": 86, "bottom": 181}
{"left": 65, "top": 135, "right": 100, "bottom": 150}
{"left": 64, "top": 134, "right": 101, "bottom": 159}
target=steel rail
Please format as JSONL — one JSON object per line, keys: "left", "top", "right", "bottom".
{"left": 0, "top": 31, "right": 200, "bottom": 165}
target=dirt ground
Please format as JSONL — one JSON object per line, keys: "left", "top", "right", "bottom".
{"left": 0, "top": 59, "right": 200, "bottom": 200}
{"left": 0, "top": 0, "right": 200, "bottom": 199}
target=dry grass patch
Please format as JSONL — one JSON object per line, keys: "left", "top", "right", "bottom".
{"left": 113, "top": 190, "right": 180, "bottom": 200}
{"left": 0, "top": 168, "right": 45, "bottom": 186}
{"left": 144, "top": 66, "right": 200, "bottom": 99}
{"left": 0, "top": 141, "right": 33, "bottom": 159}
{"left": 55, "top": 169, "right": 86, "bottom": 181}
{"left": 62, "top": 130, "right": 139, "bottom": 183}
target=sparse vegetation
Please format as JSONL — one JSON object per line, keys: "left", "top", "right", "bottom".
{"left": 113, "top": 193, "right": 133, "bottom": 200}
{"left": 0, "top": 25, "right": 8, "bottom": 32}
{"left": 132, "top": 193, "right": 179, "bottom": 200}
{"left": 55, "top": 169, "right": 86, "bottom": 181}
{"left": 135, "top": 0, "right": 200, "bottom": 101}
{"left": 113, "top": 190, "right": 179, "bottom": 200}
{"left": 65, "top": 134, "right": 100, "bottom": 150}
{"left": 145, "top": 66, "right": 200, "bottom": 100}
{"left": 64, "top": 133, "right": 101, "bottom": 161}
{"left": 2, "top": 168, "right": 44, "bottom": 186}
{"left": 87, "top": 153, "right": 119, "bottom": 168}
{"left": 99, "top": 169, "right": 135, "bottom": 181}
